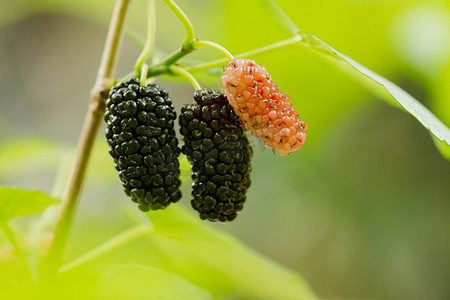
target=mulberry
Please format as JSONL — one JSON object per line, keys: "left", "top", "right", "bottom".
{"left": 221, "top": 59, "right": 307, "bottom": 156}
{"left": 179, "top": 89, "right": 252, "bottom": 222}
{"left": 105, "top": 77, "right": 181, "bottom": 211}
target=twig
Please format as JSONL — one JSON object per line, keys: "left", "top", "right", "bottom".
{"left": 41, "top": 0, "right": 131, "bottom": 278}
{"left": 161, "top": 0, "right": 194, "bottom": 50}
{"left": 193, "top": 40, "right": 234, "bottom": 61}
{"left": 135, "top": 0, "right": 156, "bottom": 75}
{"left": 186, "top": 35, "right": 303, "bottom": 73}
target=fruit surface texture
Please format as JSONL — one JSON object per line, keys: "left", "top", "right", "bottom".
{"left": 105, "top": 78, "right": 181, "bottom": 211}
{"left": 179, "top": 89, "right": 252, "bottom": 222}
{"left": 221, "top": 59, "right": 307, "bottom": 156}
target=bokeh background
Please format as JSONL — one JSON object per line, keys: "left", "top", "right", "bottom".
{"left": 1, "top": 0, "right": 449, "bottom": 299}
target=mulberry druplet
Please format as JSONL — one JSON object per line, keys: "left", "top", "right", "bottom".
{"left": 105, "top": 77, "right": 181, "bottom": 211}
{"left": 221, "top": 59, "right": 307, "bottom": 156}
{"left": 179, "top": 89, "right": 252, "bottom": 222}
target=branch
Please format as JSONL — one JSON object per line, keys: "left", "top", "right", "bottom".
{"left": 41, "top": 0, "right": 131, "bottom": 278}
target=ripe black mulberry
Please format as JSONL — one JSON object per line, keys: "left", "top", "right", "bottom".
{"left": 179, "top": 89, "right": 252, "bottom": 222}
{"left": 105, "top": 77, "right": 181, "bottom": 211}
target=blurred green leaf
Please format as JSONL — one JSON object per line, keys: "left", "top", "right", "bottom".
{"left": 432, "top": 136, "right": 450, "bottom": 160}
{"left": 87, "top": 141, "right": 119, "bottom": 184}
{"left": 0, "top": 187, "right": 58, "bottom": 222}
{"left": 262, "top": 0, "right": 299, "bottom": 35}
{"left": 431, "top": 65, "right": 450, "bottom": 159}
{"left": 147, "top": 206, "right": 319, "bottom": 300}
{"left": 223, "top": 0, "right": 295, "bottom": 49}
{"left": 0, "top": 138, "right": 64, "bottom": 178}
{"left": 0, "top": 229, "right": 6, "bottom": 245}
{"left": 94, "top": 264, "right": 212, "bottom": 300}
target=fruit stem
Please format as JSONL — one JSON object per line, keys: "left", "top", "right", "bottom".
{"left": 185, "top": 35, "right": 303, "bottom": 73}
{"left": 41, "top": 0, "right": 131, "bottom": 279}
{"left": 59, "top": 223, "right": 154, "bottom": 274}
{"left": 161, "top": 0, "right": 195, "bottom": 50}
{"left": 193, "top": 40, "right": 234, "bottom": 61}
{"left": 146, "top": 48, "right": 193, "bottom": 77}
{"left": 140, "top": 63, "right": 149, "bottom": 85}
{"left": 130, "top": 35, "right": 304, "bottom": 80}
{"left": 135, "top": 0, "right": 156, "bottom": 75}
{"left": 169, "top": 66, "right": 201, "bottom": 90}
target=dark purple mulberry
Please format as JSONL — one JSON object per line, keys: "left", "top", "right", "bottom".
{"left": 179, "top": 89, "right": 252, "bottom": 222}
{"left": 105, "top": 77, "right": 181, "bottom": 211}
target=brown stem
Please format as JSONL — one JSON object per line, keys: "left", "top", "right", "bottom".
{"left": 41, "top": 0, "right": 131, "bottom": 278}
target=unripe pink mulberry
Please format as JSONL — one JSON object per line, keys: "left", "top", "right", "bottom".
{"left": 220, "top": 59, "right": 307, "bottom": 156}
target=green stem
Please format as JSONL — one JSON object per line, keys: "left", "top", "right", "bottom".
{"left": 145, "top": 35, "right": 302, "bottom": 78}
{"left": 135, "top": 0, "right": 156, "bottom": 75}
{"left": 161, "top": 0, "right": 194, "bottom": 50}
{"left": 186, "top": 35, "right": 303, "bottom": 73}
{"left": 146, "top": 48, "right": 193, "bottom": 77}
{"left": 59, "top": 223, "right": 154, "bottom": 274}
{"left": 140, "top": 63, "right": 149, "bottom": 85}
{"left": 194, "top": 40, "right": 234, "bottom": 61}
{"left": 0, "top": 220, "right": 31, "bottom": 279}
{"left": 169, "top": 66, "right": 201, "bottom": 90}
{"left": 41, "top": 0, "right": 131, "bottom": 278}
{"left": 144, "top": 35, "right": 303, "bottom": 82}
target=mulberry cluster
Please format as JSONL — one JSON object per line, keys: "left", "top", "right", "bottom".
{"left": 179, "top": 89, "right": 252, "bottom": 222}
{"left": 221, "top": 59, "right": 307, "bottom": 156}
{"left": 105, "top": 78, "right": 181, "bottom": 211}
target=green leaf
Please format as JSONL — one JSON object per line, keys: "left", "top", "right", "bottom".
{"left": 296, "top": 31, "right": 450, "bottom": 146}
{"left": 257, "top": 0, "right": 450, "bottom": 152}
{"left": 147, "top": 206, "right": 319, "bottom": 300}
{"left": 0, "top": 187, "right": 59, "bottom": 222}
{"left": 223, "top": 0, "right": 450, "bottom": 153}
{"left": 94, "top": 264, "right": 212, "bottom": 300}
